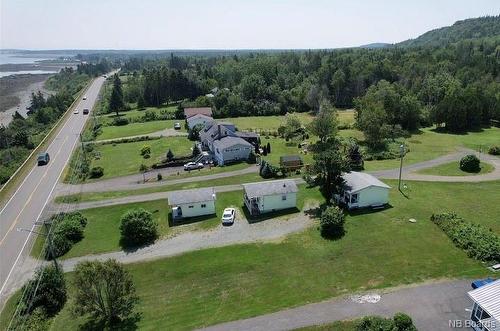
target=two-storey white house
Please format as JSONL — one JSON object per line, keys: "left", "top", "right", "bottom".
{"left": 168, "top": 188, "right": 216, "bottom": 219}
{"left": 243, "top": 179, "right": 298, "bottom": 215}
{"left": 213, "top": 136, "right": 252, "bottom": 165}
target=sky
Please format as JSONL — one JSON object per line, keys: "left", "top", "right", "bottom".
{"left": 1, "top": 0, "right": 499, "bottom": 50}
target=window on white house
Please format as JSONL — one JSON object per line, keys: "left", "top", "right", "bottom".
{"left": 201, "top": 204, "right": 206, "bottom": 208}
{"left": 282, "top": 195, "right": 287, "bottom": 201}
{"left": 351, "top": 194, "right": 358, "bottom": 203}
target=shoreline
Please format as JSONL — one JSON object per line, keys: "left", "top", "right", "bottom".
{"left": 0, "top": 74, "right": 53, "bottom": 126}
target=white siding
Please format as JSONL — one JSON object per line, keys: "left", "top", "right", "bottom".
{"left": 176, "top": 200, "right": 215, "bottom": 218}
{"left": 349, "top": 186, "right": 389, "bottom": 208}
{"left": 215, "top": 143, "right": 252, "bottom": 165}
{"left": 260, "top": 192, "right": 297, "bottom": 213}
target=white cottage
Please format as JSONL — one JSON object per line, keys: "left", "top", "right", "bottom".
{"left": 168, "top": 187, "right": 216, "bottom": 219}
{"left": 467, "top": 279, "right": 500, "bottom": 331}
{"left": 338, "top": 171, "right": 390, "bottom": 209}
{"left": 243, "top": 179, "right": 298, "bottom": 215}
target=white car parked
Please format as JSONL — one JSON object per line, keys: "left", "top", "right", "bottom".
{"left": 221, "top": 208, "right": 236, "bottom": 225}
{"left": 183, "top": 162, "right": 204, "bottom": 171}
{"left": 73, "top": 109, "right": 79, "bottom": 114}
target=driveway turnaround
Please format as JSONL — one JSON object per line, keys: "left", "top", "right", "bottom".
{"left": 0, "top": 75, "right": 107, "bottom": 307}
{"left": 199, "top": 280, "right": 474, "bottom": 331}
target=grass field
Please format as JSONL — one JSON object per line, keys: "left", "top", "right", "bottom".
{"left": 295, "top": 320, "right": 357, "bottom": 331}
{"left": 89, "top": 137, "right": 193, "bottom": 179}
{"left": 359, "top": 127, "right": 500, "bottom": 171}
{"left": 219, "top": 110, "right": 355, "bottom": 131}
{"left": 96, "top": 106, "right": 178, "bottom": 125}
{"left": 97, "top": 119, "right": 186, "bottom": 140}
{"left": 5, "top": 180, "right": 499, "bottom": 330}
{"left": 260, "top": 136, "right": 314, "bottom": 165}
{"left": 417, "top": 161, "right": 495, "bottom": 176}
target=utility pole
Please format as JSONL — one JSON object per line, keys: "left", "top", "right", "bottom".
{"left": 18, "top": 223, "right": 59, "bottom": 271}
{"left": 398, "top": 144, "right": 405, "bottom": 192}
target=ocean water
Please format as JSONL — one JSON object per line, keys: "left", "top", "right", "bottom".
{"left": 0, "top": 52, "right": 60, "bottom": 77}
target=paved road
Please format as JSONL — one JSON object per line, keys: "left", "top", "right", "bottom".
{"left": 200, "top": 280, "right": 474, "bottom": 331}
{"left": 0, "top": 75, "right": 107, "bottom": 305}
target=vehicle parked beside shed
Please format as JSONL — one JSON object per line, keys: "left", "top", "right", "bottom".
{"left": 243, "top": 179, "right": 298, "bottom": 216}
{"left": 336, "top": 171, "right": 390, "bottom": 209}
{"left": 168, "top": 188, "right": 216, "bottom": 219}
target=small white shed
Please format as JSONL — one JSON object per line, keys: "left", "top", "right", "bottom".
{"left": 339, "top": 172, "right": 390, "bottom": 209}
{"left": 243, "top": 179, "right": 298, "bottom": 215}
{"left": 168, "top": 187, "right": 216, "bottom": 219}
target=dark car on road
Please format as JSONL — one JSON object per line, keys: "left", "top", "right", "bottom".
{"left": 83, "top": 108, "right": 89, "bottom": 115}
{"left": 37, "top": 152, "right": 50, "bottom": 166}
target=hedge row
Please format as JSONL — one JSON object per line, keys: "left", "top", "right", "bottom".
{"left": 431, "top": 212, "right": 500, "bottom": 263}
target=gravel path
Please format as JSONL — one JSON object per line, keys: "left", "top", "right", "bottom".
{"left": 55, "top": 164, "right": 259, "bottom": 196}
{"left": 94, "top": 128, "right": 187, "bottom": 144}
{"left": 60, "top": 210, "right": 315, "bottom": 272}
{"left": 199, "top": 280, "right": 473, "bottom": 331}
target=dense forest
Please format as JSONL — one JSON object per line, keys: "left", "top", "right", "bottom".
{"left": 115, "top": 16, "right": 500, "bottom": 141}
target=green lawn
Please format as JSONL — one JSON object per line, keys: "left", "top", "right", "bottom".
{"left": 43, "top": 185, "right": 323, "bottom": 259}
{"left": 260, "top": 136, "right": 314, "bottom": 165}
{"left": 56, "top": 172, "right": 266, "bottom": 204}
{"left": 97, "top": 106, "right": 178, "bottom": 125}
{"left": 417, "top": 161, "right": 495, "bottom": 176}
{"left": 89, "top": 137, "right": 193, "bottom": 180}
{"left": 220, "top": 111, "right": 354, "bottom": 132}
{"left": 97, "top": 119, "right": 186, "bottom": 140}
{"left": 358, "top": 127, "right": 500, "bottom": 171}
{"left": 7, "top": 180, "right": 499, "bottom": 330}
{"left": 295, "top": 320, "right": 357, "bottom": 331}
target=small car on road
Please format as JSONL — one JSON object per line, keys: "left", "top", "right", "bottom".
{"left": 83, "top": 108, "right": 89, "bottom": 115}
{"left": 174, "top": 122, "right": 181, "bottom": 130}
{"left": 82, "top": 96, "right": 87, "bottom": 100}
{"left": 183, "top": 162, "right": 204, "bottom": 171}
{"left": 73, "top": 109, "right": 79, "bottom": 114}
{"left": 37, "top": 152, "right": 50, "bottom": 166}
{"left": 221, "top": 208, "right": 236, "bottom": 225}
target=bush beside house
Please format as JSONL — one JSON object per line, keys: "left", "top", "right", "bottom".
{"left": 119, "top": 208, "right": 158, "bottom": 247}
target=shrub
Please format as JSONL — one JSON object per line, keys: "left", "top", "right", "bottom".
{"left": 157, "top": 173, "right": 162, "bottom": 181}
{"left": 140, "top": 145, "right": 151, "bottom": 156}
{"left": 320, "top": 206, "right": 345, "bottom": 239}
{"left": 166, "top": 149, "right": 174, "bottom": 161}
{"left": 112, "top": 117, "right": 129, "bottom": 126}
{"left": 247, "top": 151, "right": 257, "bottom": 164}
{"left": 459, "top": 154, "right": 480, "bottom": 172}
{"left": 89, "top": 166, "right": 104, "bottom": 178}
{"left": 431, "top": 212, "right": 500, "bottom": 262}
{"left": 48, "top": 212, "right": 88, "bottom": 258}
{"left": 120, "top": 208, "right": 158, "bottom": 247}
{"left": 142, "top": 110, "right": 158, "bottom": 121}
{"left": 20, "top": 265, "right": 67, "bottom": 317}
{"left": 488, "top": 146, "right": 500, "bottom": 155}
{"left": 356, "top": 313, "right": 416, "bottom": 331}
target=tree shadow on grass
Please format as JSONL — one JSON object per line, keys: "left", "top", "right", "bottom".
{"left": 345, "top": 204, "right": 393, "bottom": 217}
{"left": 167, "top": 212, "right": 217, "bottom": 227}
{"left": 242, "top": 205, "right": 301, "bottom": 224}
{"left": 79, "top": 312, "right": 141, "bottom": 331}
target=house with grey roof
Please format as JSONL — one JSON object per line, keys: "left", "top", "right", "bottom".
{"left": 199, "top": 122, "right": 237, "bottom": 151}
{"left": 186, "top": 113, "right": 214, "bottom": 130}
{"left": 337, "top": 171, "right": 391, "bottom": 209}
{"left": 213, "top": 136, "right": 253, "bottom": 165}
{"left": 168, "top": 187, "right": 216, "bottom": 219}
{"left": 243, "top": 179, "right": 298, "bottom": 215}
